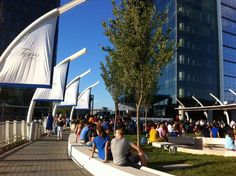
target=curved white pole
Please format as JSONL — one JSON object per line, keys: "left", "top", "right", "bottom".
{"left": 176, "top": 98, "right": 190, "bottom": 121}
{"left": 70, "top": 106, "right": 75, "bottom": 122}
{"left": 26, "top": 100, "right": 36, "bottom": 140}
{"left": 209, "top": 93, "right": 223, "bottom": 105}
{"left": 209, "top": 93, "right": 229, "bottom": 125}
{"left": 229, "top": 89, "right": 236, "bottom": 96}
{"left": 57, "top": 48, "right": 87, "bottom": 66}
{"left": 58, "top": 0, "right": 86, "bottom": 14}
{"left": 192, "top": 96, "right": 208, "bottom": 119}
{"left": 52, "top": 104, "right": 58, "bottom": 117}
{"left": 27, "top": 100, "right": 36, "bottom": 124}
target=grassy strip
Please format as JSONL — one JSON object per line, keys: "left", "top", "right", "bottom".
{"left": 125, "top": 135, "right": 236, "bottom": 176}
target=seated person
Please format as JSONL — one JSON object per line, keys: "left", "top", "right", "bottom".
{"left": 80, "top": 122, "right": 91, "bottom": 143}
{"left": 75, "top": 121, "right": 84, "bottom": 143}
{"left": 148, "top": 124, "right": 158, "bottom": 144}
{"left": 157, "top": 123, "right": 167, "bottom": 142}
{"left": 111, "top": 128, "right": 147, "bottom": 166}
{"left": 90, "top": 126, "right": 111, "bottom": 162}
{"left": 86, "top": 123, "right": 97, "bottom": 147}
{"left": 225, "top": 128, "right": 236, "bottom": 151}
{"left": 171, "top": 123, "right": 180, "bottom": 137}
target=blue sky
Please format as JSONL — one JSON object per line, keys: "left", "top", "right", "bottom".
{"left": 57, "top": 0, "right": 114, "bottom": 110}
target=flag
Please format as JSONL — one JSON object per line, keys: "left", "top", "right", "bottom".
{"left": 74, "top": 88, "right": 91, "bottom": 109}
{"left": 0, "top": 9, "right": 59, "bottom": 87}
{"left": 33, "top": 61, "right": 69, "bottom": 101}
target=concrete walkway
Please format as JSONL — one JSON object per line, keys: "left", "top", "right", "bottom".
{"left": 0, "top": 131, "right": 92, "bottom": 176}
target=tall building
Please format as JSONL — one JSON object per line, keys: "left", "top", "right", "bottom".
{"left": 0, "top": 0, "right": 60, "bottom": 121}
{"left": 220, "top": 0, "right": 236, "bottom": 103}
{"left": 155, "top": 0, "right": 236, "bottom": 120}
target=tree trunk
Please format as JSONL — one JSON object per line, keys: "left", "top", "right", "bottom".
{"left": 136, "top": 98, "right": 142, "bottom": 146}
{"left": 114, "top": 101, "right": 119, "bottom": 135}
{"left": 144, "top": 106, "right": 148, "bottom": 132}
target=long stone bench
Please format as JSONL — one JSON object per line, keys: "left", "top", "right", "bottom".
{"left": 152, "top": 142, "right": 177, "bottom": 153}
{"left": 202, "top": 137, "right": 225, "bottom": 149}
{"left": 167, "top": 136, "right": 196, "bottom": 145}
{"left": 68, "top": 133, "right": 174, "bottom": 176}
{"left": 152, "top": 138, "right": 236, "bottom": 157}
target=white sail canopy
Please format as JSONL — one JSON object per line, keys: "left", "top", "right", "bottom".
{"left": 74, "top": 88, "right": 91, "bottom": 109}
{"left": 60, "top": 79, "right": 80, "bottom": 106}
{"left": 0, "top": 9, "right": 59, "bottom": 87}
{"left": 33, "top": 61, "right": 69, "bottom": 101}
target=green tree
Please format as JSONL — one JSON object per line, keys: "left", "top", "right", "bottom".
{"left": 100, "top": 55, "right": 123, "bottom": 134}
{"left": 102, "top": 0, "right": 175, "bottom": 145}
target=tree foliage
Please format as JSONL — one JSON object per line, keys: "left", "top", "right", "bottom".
{"left": 101, "top": 0, "right": 175, "bottom": 145}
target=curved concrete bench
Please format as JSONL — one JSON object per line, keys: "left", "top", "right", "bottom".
{"left": 68, "top": 133, "right": 174, "bottom": 176}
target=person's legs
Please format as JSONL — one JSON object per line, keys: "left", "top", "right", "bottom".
{"left": 57, "top": 126, "right": 62, "bottom": 139}
{"left": 138, "top": 152, "right": 147, "bottom": 166}
{"left": 60, "top": 128, "right": 63, "bottom": 139}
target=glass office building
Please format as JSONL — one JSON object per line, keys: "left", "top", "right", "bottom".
{"left": 0, "top": 0, "right": 60, "bottom": 120}
{"left": 220, "top": 0, "right": 236, "bottom": 103}
{"left": 155, "top": 0, "right": 236, "bottom": 119}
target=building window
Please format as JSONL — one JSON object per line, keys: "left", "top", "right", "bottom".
{"left": 179, "top": 54, "right": 185, "bottom": 64}
{"left": 179, "top": 88, "right": 184, "bottom": 98}
{"left": 178, "top": 6, "right": 184, "bottom": 12}
{"left": 179, "top": 38, "right": 184, "bottom": 47}
{"left": 178, "top": 71, "right": 184, "bottom": 81}
{"left": 179, "top": 22, "right": 184, "bottom": 30}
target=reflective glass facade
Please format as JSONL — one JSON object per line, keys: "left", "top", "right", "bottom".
{"left": 156, "top": 0, "right": 177, "bottom": 104}
{"left": 156, "top": 0, "right": 220, "bottom": 107}
{"left": 221, "top": 0, "right": 236, "bottom": 102}
{"left": 0, "top": 0, "right": 60, "bottom": 120}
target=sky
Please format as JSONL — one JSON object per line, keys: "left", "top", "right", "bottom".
{"left": 57, "top": 0, "right": 114, "bottom": 110}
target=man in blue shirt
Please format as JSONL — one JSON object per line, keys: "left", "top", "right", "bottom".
{"left": 80, "top": 122, "right": 91, "bottom": 142}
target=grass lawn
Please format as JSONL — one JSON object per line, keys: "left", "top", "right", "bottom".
{"left": 125, "top": 135, "right": 236, "bottom": 176}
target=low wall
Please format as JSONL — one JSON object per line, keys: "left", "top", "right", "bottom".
{"left": 68, "top": 133, "right": 174, "bottom": 176}
{"left": 168, "top": 136, "right": 196, "bottom": 145}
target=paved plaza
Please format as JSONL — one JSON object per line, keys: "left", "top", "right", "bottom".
{"left": 0, "top": 131, "right": 92, "bottom": 176}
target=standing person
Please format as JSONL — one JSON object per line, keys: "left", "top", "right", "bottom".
{"left": 210, "top": 123, "right": 220, "bottom": 138}
{"left": 66, "top": 115, "right": 70, "bottom": 130}
{"left": 111, "top": 128, "right": 147, "bottom": 166}
{"left": 46, "top": 113, "right": 53, "bottom": 137}
{"left": 57, "top": 114, "right": 64, "bottom": 140}
{"left": 53, "top": 114, "right": 58, "bottom": 135}
{"left": 90, "top": 126, "right": 111, "bottom": 162}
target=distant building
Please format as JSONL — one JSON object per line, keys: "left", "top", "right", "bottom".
{"left": 0, "top": 0, "right": 60, "bottom": 121}
{"left": 155, "top": 0, "right": 236, "bottom": 121}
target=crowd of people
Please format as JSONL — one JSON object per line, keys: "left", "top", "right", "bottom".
{"left": 45, "top": 113, "right": 236, "bottom": 166}
{"left": 74, "top": 116, "right": 147, "bottom": 166}
{"left": 45, "top": 113, "right": 70, "bottom": 140}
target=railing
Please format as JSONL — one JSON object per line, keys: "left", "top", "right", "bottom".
{"left": 0, "top": 120, "right": 46, "bottom": 148}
